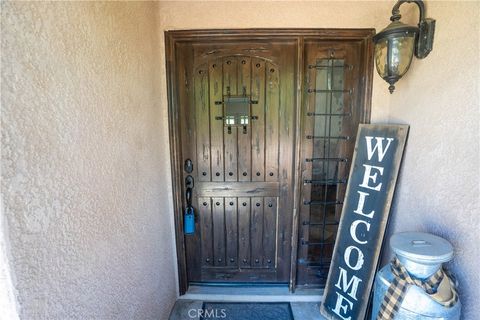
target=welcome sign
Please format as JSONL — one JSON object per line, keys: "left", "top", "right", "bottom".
{"left": 320, "top": 124, "right": 409, "bottom": 320}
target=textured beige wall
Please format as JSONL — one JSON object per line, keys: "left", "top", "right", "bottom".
{"left": 384, "top": 2, "right": 480, "bottom": 319}
{"left": 1, "top": 2, "right": 176, "bottom": 319}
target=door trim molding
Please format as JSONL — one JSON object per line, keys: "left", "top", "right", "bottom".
{"left": 165, "top": 29, "right": 375, "bottom": 295}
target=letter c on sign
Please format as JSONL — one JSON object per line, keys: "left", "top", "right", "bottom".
{"left": 350, "top": 220, "right": 371, "bottom": 245}
{"left": 344, "top": 246, "right": 365, "bottom": 271}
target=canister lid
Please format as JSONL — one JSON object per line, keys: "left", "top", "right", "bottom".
{"left": 390, "top": 232, "right": 454, "bottom": 265}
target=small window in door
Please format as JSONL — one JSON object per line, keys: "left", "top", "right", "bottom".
{"left": 224, "top": 95, "right": 251, "bottom": 126}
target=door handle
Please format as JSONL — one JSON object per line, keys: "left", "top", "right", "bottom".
{"left": 186, "top": 187, "right": 192, "bottom": 207}
{"left": 185, "top": 175, "right": 194, "bottom": 189}
{"left": 185, "top": 175, "right": 194, "bottom": 207}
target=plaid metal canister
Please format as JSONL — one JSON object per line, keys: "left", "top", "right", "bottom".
{"left": 371, "top": 232, "right": 461, "bottom": 320}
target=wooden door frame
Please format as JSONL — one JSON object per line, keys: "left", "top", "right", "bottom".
{"left": 165, "top": 29, "right": 375, "bottom": 295}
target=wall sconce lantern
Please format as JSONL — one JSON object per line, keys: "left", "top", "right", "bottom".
{"left": 373, "top": 0, "right": 436, "bottom": 93}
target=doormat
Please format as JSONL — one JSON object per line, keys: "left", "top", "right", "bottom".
{"left": 201, "top": 302, "right": 293, "bottom": 320}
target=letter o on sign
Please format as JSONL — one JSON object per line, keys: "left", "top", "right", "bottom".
{"left": 344, "top": 246, "right": 365, "bottom": 271}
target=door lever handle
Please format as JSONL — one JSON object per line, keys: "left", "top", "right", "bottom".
{"left": 185, "top": 175, "right": 194, "bottom": 189}
{"left": 185, "top": 175, "right": 194, "bottom": 207}
{"left": 186, "top": 187, "right": 192, "bottom": 207}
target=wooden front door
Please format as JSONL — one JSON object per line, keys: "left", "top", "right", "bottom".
{"left": 166, "top": 30, "right": 374, "bottom": 293}
{"left": 174, "top": 39, "right": 297, "bottom": 283}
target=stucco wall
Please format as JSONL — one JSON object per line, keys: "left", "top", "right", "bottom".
{"left": 384, "top": 2, "right": 480, "bottom": 319}
{"left": 1, "top": 2, "right": 177, "bottom": 319}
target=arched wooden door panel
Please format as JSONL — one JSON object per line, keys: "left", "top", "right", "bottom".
{"left": 176, "top": 40, "right": 297, "bottom": 283}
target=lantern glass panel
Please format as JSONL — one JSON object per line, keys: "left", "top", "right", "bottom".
{"left": 374, "top": 38, "right": 389, "bottom": 77}
{"left": 375, "top": 35, "right": 415, "bottom": 79}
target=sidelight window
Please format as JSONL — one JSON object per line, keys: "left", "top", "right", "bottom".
{"left": 297, "top": 52, "right": 361, "bottom": 288}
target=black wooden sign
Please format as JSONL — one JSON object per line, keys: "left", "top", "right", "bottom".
{"left": 320, "top": 124, "right": 409, "bottom": 320}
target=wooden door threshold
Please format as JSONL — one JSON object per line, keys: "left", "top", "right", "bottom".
{"left": 180, "top": 285, "right": 323, "bottom": 302}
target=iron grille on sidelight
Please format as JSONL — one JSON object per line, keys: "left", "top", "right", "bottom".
{"left": 297, "top": 56, "right": 355, "bottom": 287}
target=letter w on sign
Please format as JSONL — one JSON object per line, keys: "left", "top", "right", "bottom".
{"left": 320, "top": 124, "right": 409, "bottom": 320}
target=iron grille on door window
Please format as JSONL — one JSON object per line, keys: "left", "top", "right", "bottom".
{"left": 297, "top": 45, "right": 363, "bottom": 288}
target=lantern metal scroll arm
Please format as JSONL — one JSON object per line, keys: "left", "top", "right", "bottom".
{"left": 390, "top": 0, "right": 436, "bottom": 59}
